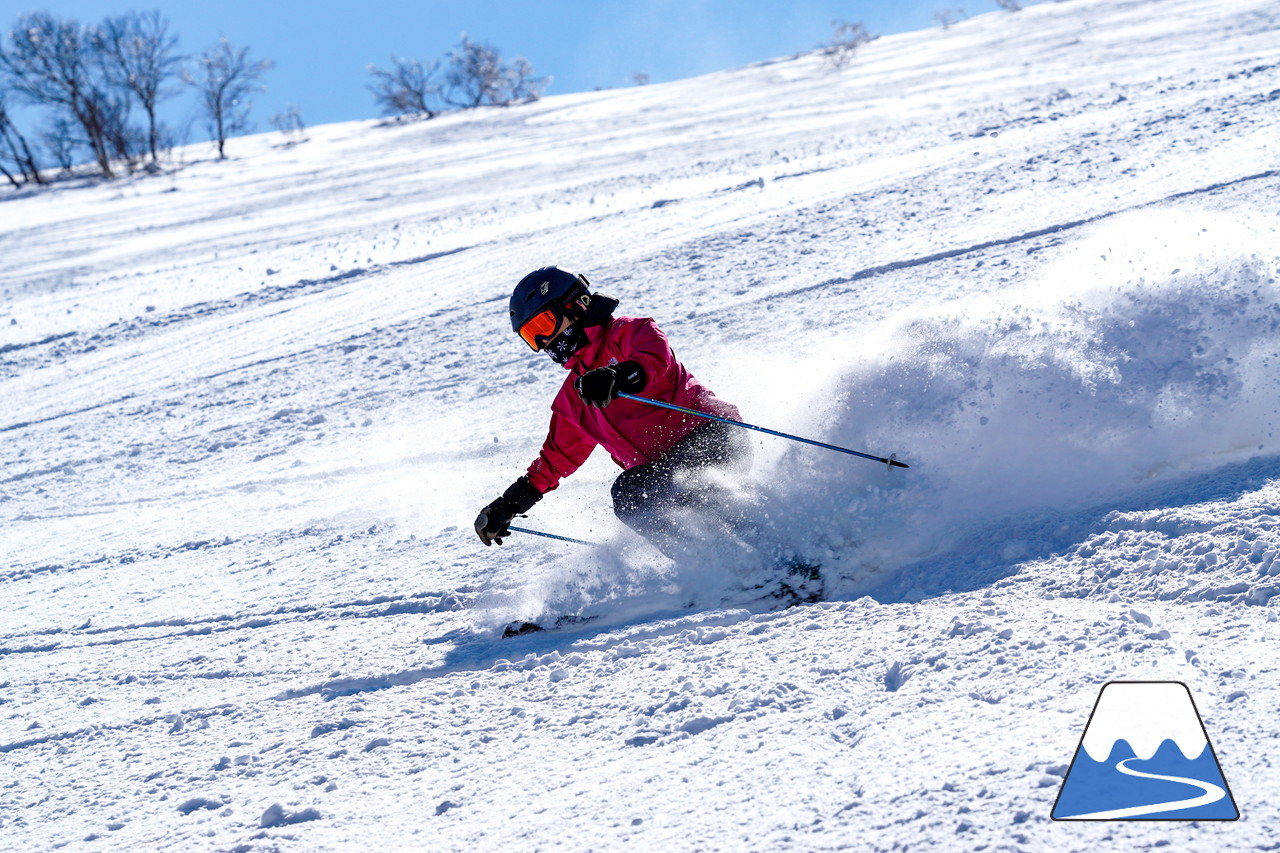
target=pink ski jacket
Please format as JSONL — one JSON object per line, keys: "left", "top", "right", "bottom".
{"left": 525, "top": 316, "right": 740, "bottom": 494}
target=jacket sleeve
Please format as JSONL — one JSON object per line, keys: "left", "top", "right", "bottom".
{"left": 615, "top": 316, "right": 740, "bottom": 421}
{"left": 526, "top": 409, "right": 597, "bottom": 493}
{"left": 614, "top": 318, "right": 678, "bottom": 393}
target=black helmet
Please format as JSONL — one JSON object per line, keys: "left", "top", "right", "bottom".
{"left": 510, "top": 266, "right": 589, "bottom": 350}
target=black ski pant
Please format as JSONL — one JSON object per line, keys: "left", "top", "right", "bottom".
{"left": 611, "top": 420, "right": 752, "bottom": 559}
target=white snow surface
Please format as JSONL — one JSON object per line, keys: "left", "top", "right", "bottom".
{"left": 3, "top": 0, "right": 1280, "bottom": 849}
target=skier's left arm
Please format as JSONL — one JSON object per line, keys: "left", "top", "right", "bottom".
{"left": 474, "top": 476, "right": 541, "bottom": 546}
{"left": 527, "top": 409, "right": 597, "bottom": 491}
{"left": 474, "top": 412, "right": 597, "bottom": 546}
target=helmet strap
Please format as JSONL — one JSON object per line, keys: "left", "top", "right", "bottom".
{"left": 561, "top": 286, "right": 591, "bottom": 321}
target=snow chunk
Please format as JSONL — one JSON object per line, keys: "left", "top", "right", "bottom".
{"left": 259, "top": 803, "right": 322, "bottom": 828}
{"left": 177, "top": 796, "right": 224, "bottom": 816}
{"left": 1128, "top": 609, "right": 1153, "bottom": 626}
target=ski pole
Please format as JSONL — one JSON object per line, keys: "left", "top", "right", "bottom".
{"left": 509, "top": 525, "right": 595, "bottom": 546}
{"left": 617, "top": 392, "right": 909, "bottom": 469}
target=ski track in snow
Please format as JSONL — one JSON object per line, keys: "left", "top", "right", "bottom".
{"left": 2, "top": 0, "right": 1280, "bottom": 849}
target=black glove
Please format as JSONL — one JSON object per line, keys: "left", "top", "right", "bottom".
{"left": 475, "top": 476, "right": 542, "bottom": 546}
{"left": 575, "top": 360, "right": 646, "bottom": 409}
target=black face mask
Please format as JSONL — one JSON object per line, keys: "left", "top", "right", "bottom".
{"left": 545, "top": 324, "right": 589, "bottom": 365}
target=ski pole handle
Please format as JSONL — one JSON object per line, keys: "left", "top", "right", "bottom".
{"left": 617, "top": 393, "right": 909, "bottom": 469}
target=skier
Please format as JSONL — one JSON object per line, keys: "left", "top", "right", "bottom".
{"left": 474, "top": 266, "right": 750, "bottom": 559}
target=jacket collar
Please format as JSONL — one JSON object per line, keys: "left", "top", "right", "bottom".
{"left": 564, "top": 319, "right": 610, "bottom": 371}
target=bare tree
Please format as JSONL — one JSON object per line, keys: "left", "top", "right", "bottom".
{"left": 98, "top": 89, "right": 144, "bottom": 172}
{"left": 0, "top": 93, "right": 44, "bottom": 186}
{"left": 443, "top": 34, "right": 546, "bottom": 108}
{"left": 822, "top": 20, "right": 875, "bottom": 69}
{"left": 368, "top": 36, "right": 545, "bottom": 122}
{"left": 96, "top": 11, "right": 182, "bottom": 167}
{"left": 41, "top": 113, "right": 79, "bottom": 173}
{"left": 444, "top": 35, "right": 505, "bottom": 108}
{"left": 630, "top": 72, "right": 650, "bottom": 86}
{"left": 269, "top": 103, "right": 305, "bottom": 145}
{"left": 933, "top": 8, "right": 968, "bottom": 29}
{"left": 994, "top": 0, "right": 1023, "bottom": 10}
{"left": 505, "top": 56, "right": 548, "bottom": 104}
{"left": 186, "top": 37, "right": 272, "bottom": 159}
{"left": 367, "top": 56, "right": 441, "bottom": 118}
{"left": 0, "top": 12, "right": 118, "bottom": 177}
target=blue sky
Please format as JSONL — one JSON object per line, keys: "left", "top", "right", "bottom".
{"left": 5, "top": 1, "right": 1024, "bottom": 140}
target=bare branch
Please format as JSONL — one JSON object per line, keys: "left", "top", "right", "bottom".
{"left": 0, "top": 93, "right": 44, "bottom": 185}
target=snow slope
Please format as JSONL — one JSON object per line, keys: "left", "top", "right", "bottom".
{"left": 2, "top": 0, "right": 1279, "bottom": 849}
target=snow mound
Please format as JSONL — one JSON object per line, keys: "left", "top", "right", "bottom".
{"left": 766, "top": 210, "right": 1280, "bottom": 592}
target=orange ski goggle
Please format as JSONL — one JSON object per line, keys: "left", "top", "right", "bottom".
{"left": 518, "top": 307, "right": 561, "bottom": 351}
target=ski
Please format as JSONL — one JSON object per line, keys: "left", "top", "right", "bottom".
{"left": 501, "top": 612, "right": 600, "bottom": 639}
{"left": 733, "top": 558, "right": 825, "bottom": 608}
{"left": 501, "top": 559, "right": 823, "bottom": 638}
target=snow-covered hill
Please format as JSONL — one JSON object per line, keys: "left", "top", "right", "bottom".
{"left": 2, "top": 0, "right": 1279, "bottom": 849}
